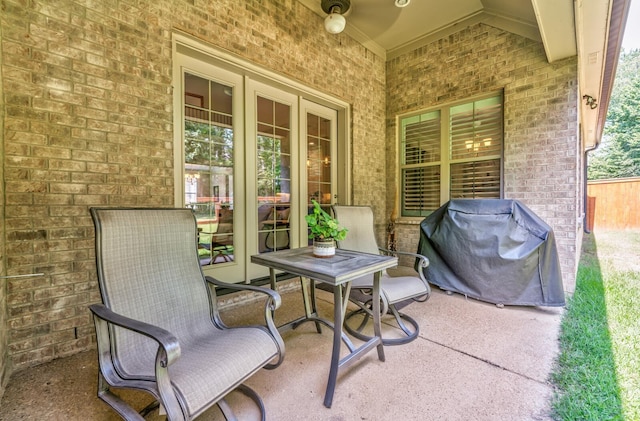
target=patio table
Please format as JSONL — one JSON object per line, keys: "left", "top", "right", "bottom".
{"left": 251, "top": 246, "right": 397, "bottom": 408}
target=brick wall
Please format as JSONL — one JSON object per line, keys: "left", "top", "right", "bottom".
{"left": 0, "top": 1, "right": 581, "bottom": 375}
{"left": 0, "top": 0, "right": 386, "bottom": 372}
{"left": 386, "top": 24, "right": 580, "bottom": 286}
{"left": 0, "top": 16, "right": 7, "bottom": 396}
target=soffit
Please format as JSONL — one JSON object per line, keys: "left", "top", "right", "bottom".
{"left": 298, "top": 0, "right": 628, "bottom": 147}
{"left": 298, "top": 0, "right": 576, "bottom": 61}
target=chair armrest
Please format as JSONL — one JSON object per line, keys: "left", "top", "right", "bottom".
{"left": 378, "top": 247, "right": 430, "bottom": 285}
{"left": 89, "top": 303, "right": 185, "bottom": 419}
{"left": 379, "top": 248, "right": 429, "bottom": 268}
{"left": 205, "top": 276, "right": 282, "bottom": 311}
{"left": 205, "top": 276, "right": 285, "bottom": 368}
{"left": 89, "top": 303, "right": 181, "bottom": 368}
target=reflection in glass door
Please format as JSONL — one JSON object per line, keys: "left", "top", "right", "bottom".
{"left": 256, "top": 96, "right": 292, "bottom": 254}
{"left": 305, "top": 105, "right": 337, "bottom": 245}
{"left": 176, "top": 44, "right": 345, "bottom": 284}
{"left": 183, "top": 72, "right": 236, "bottom": 266}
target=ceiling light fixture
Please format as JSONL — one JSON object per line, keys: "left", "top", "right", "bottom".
{"left": 321, "top": 0, "right": 351, "bottom": 34}
{"left": 394, "top": 0, "right": 411, "bottom": 7}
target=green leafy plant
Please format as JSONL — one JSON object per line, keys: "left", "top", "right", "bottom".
{"left": 305, "top": 200, "right": 348, "bottom": 241}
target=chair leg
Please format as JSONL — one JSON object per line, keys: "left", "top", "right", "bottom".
{"left": 96, "top": 372, "right": 147, "bottom": 421}
{"left": 216, "top": 385, "right": 266, "bottom": 421}
{"left": 388, "top": 306, "right": 420, "bottom": 345}
{"left": 217, "top": 398, "right": 236, "bottom": 421}
{"left": 344, "top": 302, "right": 420, "bottom": 346}
{"left": 413, "top": 292, "right": 430, "bottom": 303}
{"left": 139, "top": 400, "right": 160, "bottom": 417}
{"left": 237, "top": 384, "right": 267, "bottom": 421}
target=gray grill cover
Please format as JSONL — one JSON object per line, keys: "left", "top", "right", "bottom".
{"left": 417, "top": 199, "right": 565, "bottom": 306}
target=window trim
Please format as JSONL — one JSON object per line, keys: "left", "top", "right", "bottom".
{"left": 396, "top": 90, "right": 504, "bottom": 219}
{"left": 172, "top": 33, "right": 353, "bottom": 282}
{"left": 172, "top": 32, "right": 352, "bottom": 208}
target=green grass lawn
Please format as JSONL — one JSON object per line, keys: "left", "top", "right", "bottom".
{"left": 552, "top": 231, "right": 640, "bottom": 420}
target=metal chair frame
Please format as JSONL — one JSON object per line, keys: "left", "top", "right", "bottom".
{"left": 89, "top": 208, "right": 284, "bottom": 420}
{"left": 332, "top": 205, "right": 431, "bottom": 345}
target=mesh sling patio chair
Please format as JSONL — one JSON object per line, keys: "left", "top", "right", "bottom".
{"left": 89, "top": 208, "right": 284, "bottom": 420}
{"left": 331, "top": 205, "right": 431, "bottom": 345}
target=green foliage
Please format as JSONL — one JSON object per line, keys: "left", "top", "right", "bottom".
{"left": 184, "top": 121, "right": 233, "bottom": 166}
{"left": 256, "top": 135, "right": 283, "bottom": 197}
{"left": 588, "top": 49, "right": 640, "bottom": 180}
{"left": 305, "top": 200, "right": 348, "bottom": 241}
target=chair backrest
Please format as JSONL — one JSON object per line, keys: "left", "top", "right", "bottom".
{"left": 91, "top": 208, "right": 216, "bottom": 374}
{"left": 331, "top": 205, "right": 380, "bottom": 255}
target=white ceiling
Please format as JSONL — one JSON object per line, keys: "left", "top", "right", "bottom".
{"left": 299, "top": 0, "right": 630, "bottom": 148}
{"left": 299, "top": 0, "right": 577, "bottom": 62}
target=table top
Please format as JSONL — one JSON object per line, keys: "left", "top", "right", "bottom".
{"left": 251, "top": 247, "right": 397, "bottom": 286}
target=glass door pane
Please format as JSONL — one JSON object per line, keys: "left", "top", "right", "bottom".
{"left": 256, "top": 96, "right": 292, "bottom": 254}
{"left": 184, "top": 73, "right": 236, "bottom": 266}
{"left": 305, "top": 109, "right": 336, "bottom": 245}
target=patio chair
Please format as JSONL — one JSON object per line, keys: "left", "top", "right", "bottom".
{"left": 198, "top": 226, "right": 234, "bottom": 265}
{"left": 89, "top": 208, "right": 284, "bottom": 420}
{"left": 332, "top": 205, "right": 431, "bottom": 345}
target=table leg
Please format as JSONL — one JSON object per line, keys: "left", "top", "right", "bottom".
{"left": 301, "top": 277, "right": 322, "bottom": 333}
{"left": 372, "top": 271, "right": 385, "bottom": 361}
{"left": 323, "top": 283, "right": 345, "bottom": 408}
{"left": 268, "top": 268, "right": 277, "bottom": 320}
{"left": 269, "top": 268, "right": 277, "bottom": 290}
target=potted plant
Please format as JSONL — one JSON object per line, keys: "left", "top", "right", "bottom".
{"left": 305, "top": 200, "right": 348, "bottom": 257}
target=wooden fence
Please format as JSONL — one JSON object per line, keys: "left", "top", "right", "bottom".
{"left": 587, "top": 177, "right": 640, "bottom": 231}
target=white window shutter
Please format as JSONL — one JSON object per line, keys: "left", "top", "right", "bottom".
{"left": 401, "top": 112, "right": 441, "bottom": 215}
{"left": 449, "top": 96, "right": 502, "bottom": 199}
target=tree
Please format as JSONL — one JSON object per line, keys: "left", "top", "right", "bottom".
{"left": 588, "top": 49, "right": 640, "bottom": 180}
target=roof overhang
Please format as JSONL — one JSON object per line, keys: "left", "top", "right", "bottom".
{"left": 299, "top": 0, "right": 629, "bottom": 150}
{"left": 576, "top": 0, "right": 631, "bottom": 150}
{"left": 531, "top": 0, "right": 577, "bottom": 62}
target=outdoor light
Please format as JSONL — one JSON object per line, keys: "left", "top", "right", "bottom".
{"left": 321, "top": 0, "right": 351, "bottom": 34}
{"left": 583, "top": 94, "right": 598, "bottom": 109}
{"left": 324, "top": 9, "right": 346, "bottom": 34}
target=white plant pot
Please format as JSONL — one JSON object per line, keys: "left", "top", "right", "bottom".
{"left": 312, "top": 239, "right": 336, "bottom": 257}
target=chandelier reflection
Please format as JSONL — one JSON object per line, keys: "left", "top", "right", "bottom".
{"left": 184, "top": 173, "right": 200, "bottom": 185}
{"left": 465, "top": 138, "right": 492, "bottom": 152}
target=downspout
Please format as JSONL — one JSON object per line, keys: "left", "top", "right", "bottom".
{"left": 583, "top": 145, "right": 597, "bottom": 234}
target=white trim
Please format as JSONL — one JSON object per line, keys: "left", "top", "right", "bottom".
{"left": 172, "top": 55, "right": 245, "bottom": 282}
{"left": 173, "top": 32, "right": 351, "bottom": 111}
{"left": 300, "top": 99, "right": 340, "bottom": 247}
{"left": 245, "top": 78, "right": 299, "bottom": 279}
{"left": 397, "top": 91, "right": 504, "bottom": 216}
{"left": 172, "top": 32, "right": 351, "bottom": 203}
{"left": 172, "top": 32, "right": 352, "bottom": 280}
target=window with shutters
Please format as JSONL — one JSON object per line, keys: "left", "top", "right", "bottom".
{"left": 399, "top": 93, "right": 503, "bottom": 217}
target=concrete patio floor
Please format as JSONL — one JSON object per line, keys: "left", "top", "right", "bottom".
{"left": 0, "top": 283, "right": 564, "bottom": 420}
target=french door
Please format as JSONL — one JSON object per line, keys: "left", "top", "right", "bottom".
{"left": 300, "top": 98, "right": 339, "bottom": 246}
{"left": 177, "top": 60, "right": 339, "bottom": 283}
{"left": 245, "top": 80, "right": 299, "bottom": 279}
